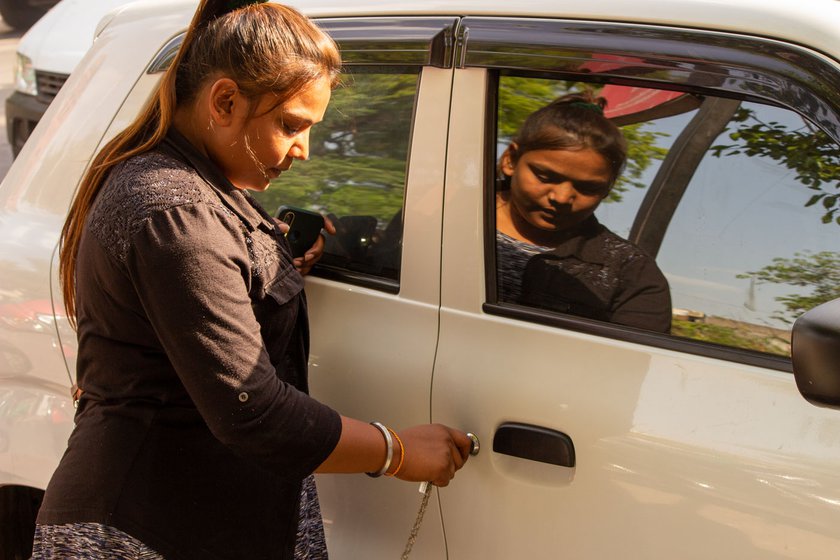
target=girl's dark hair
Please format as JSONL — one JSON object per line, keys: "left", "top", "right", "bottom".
{"left": 59, "top": 0, "right": 341, "bottom": 326}
{"left": 503, "top": 91, "right": 627, "bottom": 187}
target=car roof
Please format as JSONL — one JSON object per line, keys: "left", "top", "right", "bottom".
{"left": 106, "top": 0, "right": 840, "bottom": 63}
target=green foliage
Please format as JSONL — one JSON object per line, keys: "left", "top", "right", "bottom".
{"left": 497, "top": 77, "right": 569, "bottom": 141}
{"left": 312, "top": 73, "right": 417, "bottom": 161}
{"left": 250, "top": 71, "right": 418, "bottom": 222}
{"left": 737, "top": 251, "right": 840, "bottom": 324}
{"left": 671, "top": 319, "right": 789, "bottom": 356}
{"left": 252, "top": 72, "right": 671, "bottom": 221}
{"left": 619, "top": 125, "right": 669, "bottom": 200}
{"left": 497, "top": 77, "right": 668, "bottom": 202}
{"left": 256, "top": 155, "right": 405, "bottom": 219}
{"left": 710, "top": 107, "right": 840, "bottom": 226}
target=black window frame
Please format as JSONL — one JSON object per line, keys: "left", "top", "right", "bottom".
{"left": 471, "top": 17, "right": 840, "bottom": 373}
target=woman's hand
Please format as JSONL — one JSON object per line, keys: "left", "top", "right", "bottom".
{"left": 394, "top": 424, "right": 472, "bottom": 487}
{"left": 294, "top": 215, "right": 336, "bottom": 275}
{"left": 316, "top": 418, "right": 472, "bottom": 487}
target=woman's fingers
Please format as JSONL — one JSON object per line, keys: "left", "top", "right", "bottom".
{"left": 395, "top": 424, "right": 471, "bottom": 484}
{"left": 450, "top": 428, "right": 473, "bottom": 463}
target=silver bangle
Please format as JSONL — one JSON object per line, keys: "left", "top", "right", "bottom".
{"left": 366, "top": 421, "right": 393, "bottom": 478}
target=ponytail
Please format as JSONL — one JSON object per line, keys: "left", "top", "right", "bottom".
{"left": 59, "top": 0, "right": 339, "bottom": 327}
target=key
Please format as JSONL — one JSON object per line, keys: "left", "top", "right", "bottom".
{"left": 418, "top": 432, "right": 480, "bottom": 493}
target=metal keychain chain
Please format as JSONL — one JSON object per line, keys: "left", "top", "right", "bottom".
{"left": 400, "top": 434, "right": 480, "bottom": 559}
{"left": 401, "top": 482, "right": 433, "bottom": 559}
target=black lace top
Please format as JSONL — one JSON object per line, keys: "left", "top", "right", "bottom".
{"left": 496, "top": 216, "right": 672, "bottom": 333}
{"left": 38, "top": 129, "right": 341, "bottom": 560}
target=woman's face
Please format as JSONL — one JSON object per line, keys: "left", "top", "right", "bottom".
{"left": 211, "top": 75, "right": 332, "bottom": 192}
{"left": 501, "top": 145, "right": 613, "bottom": 233}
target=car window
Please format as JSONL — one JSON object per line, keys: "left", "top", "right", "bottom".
{"left": 653, "top": 100, "right": 839, "bottom": 356}
{"left": 250, "top": 67, "right": 420, "bottom": 286}
{"left": 490, "top": 74, "right": 840, "bottom": 358}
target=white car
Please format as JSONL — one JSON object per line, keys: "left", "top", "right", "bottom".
{"left": 5, "top": 0, "right": 135, "bottom": 156}
{"left": 2, "top": 0, "right": 840, "bottom": 558}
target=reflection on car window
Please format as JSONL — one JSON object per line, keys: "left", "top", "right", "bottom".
{"left": 493, "top": 79, "right": 671, "bottom": 332}
{"left": 492, "top": 76, "right": 840, "bottom": 357}
{"left": 655, "top": 101, "right": 840, "bottom": 356}
{"left": 251, "top": 67, "right": 420, "bottom": 282}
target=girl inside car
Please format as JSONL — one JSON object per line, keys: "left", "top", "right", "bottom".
{"left": 495, "top": 93, "right": 672, "bottom": 333}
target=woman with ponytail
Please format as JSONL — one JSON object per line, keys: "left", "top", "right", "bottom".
{"left": 495, "top": 92, "right": 672, "bottom": 332}
{"left": 34, "top": 2, "right": 471, "bottom": 558}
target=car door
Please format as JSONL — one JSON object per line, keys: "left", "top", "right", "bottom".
{"left": 62, "top": 15, "right": 459, "bottom": 559}
{"left": 433, "top": 18, "right": 840, "bottom": 559}
{"left": 247, "top": 18, "right": 459, "bottom": 560}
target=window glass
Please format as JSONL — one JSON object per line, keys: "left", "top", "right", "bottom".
{"left": 493, "top": 75, "right": 840, "bottom": 357}
{"left": 251, "top": 68, "right": 420, "bottom": 282}
{"left": 657, "top": 101, "right": 839, "bottom": 356}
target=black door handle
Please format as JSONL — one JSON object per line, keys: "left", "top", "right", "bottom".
{"left": 492, "top": 422, "right": 575, "bottom": 467}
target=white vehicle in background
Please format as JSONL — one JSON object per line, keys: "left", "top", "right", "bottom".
{"left": 3, "top": 0, "right": 840, "bottom": 558}
{"left": 5, "top": 0, "right": 134, "bottom": 156}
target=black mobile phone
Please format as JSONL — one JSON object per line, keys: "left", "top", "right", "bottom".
{"left": 275, "top": 205, "right": 325, "bottom": 259}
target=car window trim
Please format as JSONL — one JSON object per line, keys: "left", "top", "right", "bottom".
{"left": 473, "top": 20, "right": 840, "bottom": 372}
{"left": 315, "top": 17, "right": 460, "bottom": 67}
{"left": 314, "top": 265, "right": 400, "bottom": 294}
{"left": 481, "top": 71, "right": 799, "bottom": 373}
{"left": 147, "top": 16, "right": 461, "bottom": 74}
{"left": 457, "top": 16, "right": 840, "bottom": 143}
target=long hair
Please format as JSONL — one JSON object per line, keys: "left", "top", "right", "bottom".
{"left": 59, "top": 0, "right": 341, "bottom": 326}
{"left": 501, "top": 92, "right": 627, "bottom": 189}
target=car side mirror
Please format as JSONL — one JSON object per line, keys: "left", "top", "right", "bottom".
{"left": 791, "top": 298, "right": 840, "bottom": 409}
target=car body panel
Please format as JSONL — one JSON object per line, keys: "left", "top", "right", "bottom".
{"left": 432, "top": 68, "right": 840, "bottom": 560}
{"left": 0, "top": 0, "right": 206, "bottom": 489}
{"left": 0, "top": 379, "right": 74, "bottom": 488}
{"left": 62, "top": 0, "right": 840, "bottom": 62}
{"left": 267, "top": 65, "right": 453, "bottom": 559}
{"left": 2, "top": 0, "right": 840, "bottom": 557}
{"left": 15, "top": 0, "right": 135, "bottom": 76}
{"left": 290, "top": 0, "right": 840, "bottom": 65}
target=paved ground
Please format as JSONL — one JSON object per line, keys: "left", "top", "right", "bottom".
{"left": 0, "top": 18, "right": 23, "bottom": 181}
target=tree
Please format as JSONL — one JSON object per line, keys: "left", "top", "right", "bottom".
{"left": 711, "top": 107, "right": 840, "bottom": 226}
{"left": 251, "top": 73, "right": 669, "bottom": 220}
{"left": 252, "top": 71, "right": 418, "bottom": 221}
{"left": 738, "top": 251, "right": 840, "bottom": 323}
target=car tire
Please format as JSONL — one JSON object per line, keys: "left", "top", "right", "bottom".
{"left": 0, "top": 0, "right": 49, "bottom": 31}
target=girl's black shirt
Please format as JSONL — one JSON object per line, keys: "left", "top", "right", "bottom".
{"left": 37, "top": 130, "right": 342, "bottom": 560}
{"left": 496, "top": 215, "right": 672, "bottom": 333}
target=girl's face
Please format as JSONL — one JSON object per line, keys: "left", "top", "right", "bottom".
{"left": 211, "top": 75, "right": 332, "bottom": 192}
{"left": 500, "top": 145, "right": 613, "bottom": 233}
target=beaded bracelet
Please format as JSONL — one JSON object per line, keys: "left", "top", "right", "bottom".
{"left": 385, "top": 428, "right": 405, "bottom": 477}
{"left": 366, "top": 422, "right": 393, "bottom": 478}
